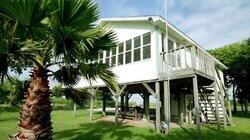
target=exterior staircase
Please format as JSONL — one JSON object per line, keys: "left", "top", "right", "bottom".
{"left": 199, "top": 88, "right": 225, "bottom": 124}
{"left": 197, "top": 67, "right": 233, "bottom": 126}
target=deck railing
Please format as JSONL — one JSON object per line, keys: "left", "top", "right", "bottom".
{"left": 159, "top": 45, "right": 214, "bottom": 78}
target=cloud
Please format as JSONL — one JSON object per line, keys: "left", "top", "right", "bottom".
{"left": 166, "top": 0, "right": 250, "bottom": 49}
{"left": 99, "top": 0, "right": 250, "bottom": 49}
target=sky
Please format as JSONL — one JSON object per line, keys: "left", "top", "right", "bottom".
{"left": 97, "top": 0, "right": 250, "bottom": 50}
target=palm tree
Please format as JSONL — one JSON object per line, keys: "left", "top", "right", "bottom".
{"left": 0, "top": 0, "right": 118, "bottom": 139}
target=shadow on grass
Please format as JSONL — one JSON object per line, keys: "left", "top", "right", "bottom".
{"left": 0, "top": 117, "right": 18, "bottom": 122}
{"left": 233, "top": 112, "right": 250, "bottom": 119}
{"left": 0, "top": 106, "right": 19, "bottom": 112}
{"left": 53, "top": 119, "right": 250, "bottom": 140}
{"left": 53, "top": 120, "right": 164, "bottom": 140}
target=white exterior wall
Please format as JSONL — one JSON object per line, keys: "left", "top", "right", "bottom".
{"left": 75, "top": 21, "right": 158, "bottom": 88}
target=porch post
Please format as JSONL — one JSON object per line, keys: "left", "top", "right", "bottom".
{"left": 72, "top": 103, "right": 77, "bottom": 117}
{"left": 125, "top": 93, "right": 129, "bottom": 107}
{"left": 164, "top": 80, "right": 171, "bottom": 133}
{"left": 114, "top": 95, "right": 119, "bottom": 126}
{"left": 155, "top": 81, "right": 161, "bottom": 133}
{"left": 193, "top": 75, "right": 200, "bottom": 139}
{"left": 179, "top": 94, "right": 184, "bottom": 126}
{"left": 102, "top": 92, "right": 106, "bottom": 117}
{"left": 121, "top": 95, "right": 125, "bottom": 112}
{"left": 144, "top": 92, "right": 150, "bottom": 119}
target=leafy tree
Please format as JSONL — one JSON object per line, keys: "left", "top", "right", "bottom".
{"left": 0, "top": 0, "right": 118, "bottom": 139}
{"left": 0, "top": 85, "right": 10, "bottom": 104}
{"left": 0, "top": 78, "right": 30, "bottom": 105}
{"left": 51, "top": 84, "right": 64, "bottom": 98}
{"left": 209, "top": 38, "right": 250, "bottom": 114}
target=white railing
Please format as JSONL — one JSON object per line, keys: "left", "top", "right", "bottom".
{"left": 159, "top": 45, "right": 214, "bottom": 78}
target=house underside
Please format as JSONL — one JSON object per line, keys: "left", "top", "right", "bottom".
{"left": 88, "top": 66, "right": 233, "bottom": 134}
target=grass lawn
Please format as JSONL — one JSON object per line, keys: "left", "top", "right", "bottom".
{"left": 0, "top": 108, "right": 250, "bottom": 140}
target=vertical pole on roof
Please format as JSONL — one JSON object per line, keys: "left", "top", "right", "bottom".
{"left": 164, "top": 0, "right": 172, "bottom": 134}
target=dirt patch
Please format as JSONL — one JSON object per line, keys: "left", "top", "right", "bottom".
{"left": 98, "top": 115, "right": 180, "bottom": 128}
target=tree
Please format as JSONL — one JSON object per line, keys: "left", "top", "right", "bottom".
{"left": 51, "top": 85, "right": 64, "bottom": 98}
{"left": 209, "top": 38, "right": 250, "bottom": 114}
{"left": 0, "top": 0, "right": 119, "bottom": 139}
{"left": 0, "top": 78, "right": 30, "bottom": 105}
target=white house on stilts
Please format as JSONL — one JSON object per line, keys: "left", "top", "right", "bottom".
{"left": 75, "top": 16, "right": 233, "bottom": 134}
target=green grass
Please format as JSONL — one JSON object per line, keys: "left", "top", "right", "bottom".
{"left": 0, "top": 108, "right": 250, "bottom": 140}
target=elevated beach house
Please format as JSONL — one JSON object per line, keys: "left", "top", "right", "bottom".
{"left": 75, "top": 16, "right": 232, "bottom": 133}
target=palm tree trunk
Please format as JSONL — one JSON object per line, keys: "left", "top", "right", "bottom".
{"left": 17, "top": 67, "right": 52, "bottom": 140}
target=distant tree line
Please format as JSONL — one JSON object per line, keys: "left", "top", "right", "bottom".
{"left": 209, "top": 38, "right": 250, "bottom": 114}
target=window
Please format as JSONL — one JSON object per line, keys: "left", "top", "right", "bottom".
{"left": 126, "top": 40, "right": 131, "bottom": 51}
{"left": 125, "top": 40, "right": 132, "bottom": 64}
{"left": 118, "top": 54, "right": 123, "bottom": 65}
{"left": 112, "top": 48, "right": 116, "bottom": 55}
{"left": 106, "top": 50, "right": 110, "bottom": 57}
{"left": 105, "top": 50, "right": 110, "bottom": 66}
{"left": 111, "top": 56, "right": 116, "bottom": 66}
{"left": 134, "top": 48, "right": 141, "bottom": 62}
{"left": 118, "top": 43, "right": 124, "bottom": 53}
{"left": 168, "top": 39, "right": 174, "bottom": 50}
{"left": 143, "top": 33, "right": 150, "bottom": 45}
{"left": 99, "top": 51, "right": 104, "bottom": 63}
{"left": 118, "top": 43, "right": 124, "bottom": 66}
{"left": 105, "top": 32, "right": 151, "bottom": 66}
{"left": 143, "top": 45, "right": 151, "bottom": 59}
{"left": 125, "top": 51, "right": 131, "bottom": 64}
{"left": 142, "top": 32, "right": 151, "bottom": 60}
{"left": 105, "top": 57, "right": 110, "bottom": 65}
{"left": 134, "top": 36, "right": 141, "bottom": 48}
{"left": 133, "top": 36, "right": 141, "bottom": 62}
{"left": 111, "top": 48, "right": 117, "bottom": 67}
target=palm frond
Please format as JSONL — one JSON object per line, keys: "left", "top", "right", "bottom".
{"left": 62, "top": 87, "right": 91, "bottom": 107}
{"left": 0, "top": 0, "right": 49, "bottom": 39}
{"left": 77, "top": 28, "right": 117, "bottom": 61}
{"left": 48, "top": 0, "right": 104, "bottom": 63}
{"left": 79, "top": 63, "right": 119, "bottom": 91}
{"left": 53, "top": 66, "right": 81, "bottom": 87}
